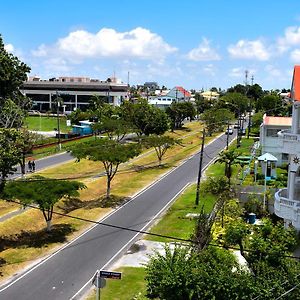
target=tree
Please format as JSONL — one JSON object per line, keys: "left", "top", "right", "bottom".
{"left": 166, "top": 102, "right": 196, "bottom": 130}
{"left": 224, "top": 220, "right": 250, "bottom": 257}
{"left": 145, "top": 245, "right": 255, "bottom": 300}
{"left": 4, "top": 176, "right": 85, "bottom": 231}
{"left": 219, "top": 92, "right": 249, "bottom": 115}
{"left": 0, "top": 129, "right": 21, "bottom": 192}
{"left": 0, "top": 35, "right": 31, "bottom": 128}
{"left": 120, "top": 99, "right": 169, "bottom": 136}
{"left": 194, "top": 93, "right": 212, "bottom": 114}
{"left": 70, "top": 139, "right": 141, "bottom": 198}
{"left": 256, "top": 94, "right": 282, "bottom": 115}
{"left": 141, "top": 135, "right": 179, "bottom": 166}
{"left": 15, "top": 129, "right": 39, "bottom": 175}
{"left": 92, "top": 117, "right": 132, "bottom": 142}
{"left": 215, "top": 149, "right": 240, "bottom": 185}
{"left": 201, "top": 108, "right": 234, "bottom": 136}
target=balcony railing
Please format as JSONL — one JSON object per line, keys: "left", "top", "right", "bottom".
{"left": 278, "top": 130, "right": 300, "bottom": 155}
{"left": 274, "top": 189, "right": 300, "bottom": 227}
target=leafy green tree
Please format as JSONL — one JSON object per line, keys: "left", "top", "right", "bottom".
{"left": 256, "top": 94, "right": 282, "bottom": 115}
{"left": 201, "top": 108, "right": 234, "bottom": 135}
{"left": 15, "top": 129, "right": 39, "bottom": 175}
{"left": 166, "top": 102, "right": 195, "bottom": 130}
{"left": 215, "top": 149, "right": 240, "bottom": 184}
{"left": 219, "top": 92, "right": 249, "bottom": 115}
{"left": 202, "top": 176, "right": 230, "bottom": 196}
{"left": 145, "top": 245, "right": 255, "bottom": 300}
{"left": 194, "top": 93, "right": 212, "bottom": 114}
{"left": 68, "top": 108, "right": 91, "bottom": 125}
{"left": 141, "top": 135, "right": 179, "bottom": 166}
{"left": 92, "top": 117, "right": 132, "bottom": 142}
{"left": 0, "top": 35, "right": 31, "bottom": 128}
{"left": 120, "top": 99, "right": 169, "bottom": 136}
{"left": 0, "top": 129, "right": 21, "bottom": 192}
{"left": 4, "top": 176, "right": 85, "bottom": 231}
{"left": 224, "top": 220, "right": 250, "bottom": 257}
{"left": 70, "top": 139, "right": 141, "bottom": 198}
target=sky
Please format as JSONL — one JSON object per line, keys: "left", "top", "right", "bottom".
{"left": 1, "top": 0, "right": 300, "bottom": 91}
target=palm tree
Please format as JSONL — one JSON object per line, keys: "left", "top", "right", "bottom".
{"left": 215, "top": 149, "right": 240, "bottom": 185}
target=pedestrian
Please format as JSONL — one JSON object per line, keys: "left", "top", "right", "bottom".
{"left": 32, "top": 160, "right": 35, "bottom": 172}
{"left": 28, "top": 160, "right": 32, "bottom": 172}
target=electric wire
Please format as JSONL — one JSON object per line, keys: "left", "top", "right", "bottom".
{"left": 5, "top": 199, "right": 300, "bottom": 261}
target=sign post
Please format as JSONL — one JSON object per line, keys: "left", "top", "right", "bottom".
{"left": 92, "top": 270, "right": 121, "bottom": 299}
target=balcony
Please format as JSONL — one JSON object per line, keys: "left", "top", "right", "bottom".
{"left": 278, "top": 130, "right": 300, "bottom": 155}
{"left": 274, "top": 188, "right": 300, "bottom": 229}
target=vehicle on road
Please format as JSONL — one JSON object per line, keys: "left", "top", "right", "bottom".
{"left": 225, "top": 127, "right": 234, "bottom": 135}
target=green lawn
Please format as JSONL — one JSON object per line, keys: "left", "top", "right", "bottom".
{"left": 86, "top": 267, "right": 147, "bottom": 300}
{"left": 145, "top": 183, "right": 217, "bottom": 242}
{"left": 25, "top": 116, "right": 70, "bottom": 133}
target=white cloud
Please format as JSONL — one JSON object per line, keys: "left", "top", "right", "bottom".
{"left": 32, "top": 27, "right": 177, "bottom": 61}
{"left": 203, "top": 64, "right": 216, "bottom": 76}
{"left": 4, "top": 43, "right": 14, "bottom": 53}
{"left": 187, "top": 38, "right": 220, "bottom": 61}
{"left": 277, "top": 26, "right": 300, "bottom": 53}
{"left": 228, "top": 39, "right": 270, "bottom": 61}
{"left": 290, "top": 49, "right": 300, "bottom": 62}
{"left": 229, "top": 67, "right": 243, "bottom": 77}
{"left": 265, "top": 65, "right": 281, "bottom": 77}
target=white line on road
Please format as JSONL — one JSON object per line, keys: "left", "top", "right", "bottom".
{"left": 70, "top": 182, "right": 191, "bottom": 300}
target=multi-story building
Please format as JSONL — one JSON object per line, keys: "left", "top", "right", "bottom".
{"left": 21, "top": 76, "right": 128, "bottom": 113}
{"left": 259, "top": 114, "right": 292, "bottom": 166}
{"left": 274, "top": 65, "right": 300, "bottom": 229}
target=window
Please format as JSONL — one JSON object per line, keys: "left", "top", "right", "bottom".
{"left": 282, "top": 153, "right": 289, "bottom": 161}
{"left": 266, "top": 128, "right": 281, "bottom": 137}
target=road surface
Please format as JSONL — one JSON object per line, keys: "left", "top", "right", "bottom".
{"left": 0, "top": 131, "right": 236, "bottom": 300}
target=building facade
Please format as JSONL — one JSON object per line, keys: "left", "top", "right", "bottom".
{"left": 22, "top": 76, "right": 128, "bottom": 113}
{"left": 259, "top": 115, "right": 292, "bottom": 166}
{"left": 274, "top": 66, "right": 300, "bottom": 229}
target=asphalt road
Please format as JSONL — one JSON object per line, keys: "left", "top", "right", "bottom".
{"left": 0, "top": 131, "right": 236, "bottom": 300}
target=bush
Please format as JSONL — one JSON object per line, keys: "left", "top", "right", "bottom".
{"left": 244, "top": 197, "right": 264, "bottom": 218}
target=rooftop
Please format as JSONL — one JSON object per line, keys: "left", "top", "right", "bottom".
{"left": 263, "top": 115, "right": 292, "bottom": 126}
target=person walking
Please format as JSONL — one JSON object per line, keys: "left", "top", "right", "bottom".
{"left": 28, "top": 160, "right": 32, "bottom": 172}
{"left": 32, "top": 160, "right": 35, "bottom": 172}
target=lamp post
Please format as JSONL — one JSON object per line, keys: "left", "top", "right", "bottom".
{"left": 263, "top": 158, "right": 267, "bottom": 210}
{"left": 56, "top": 91, "right": 62, "bottom": 151}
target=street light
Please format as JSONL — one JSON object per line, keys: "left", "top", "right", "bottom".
{"left": 263, "top": 158, "right": 267, "bottom": 210}
{"left": 55, "top": 91, "right": 64, "bottom": 151}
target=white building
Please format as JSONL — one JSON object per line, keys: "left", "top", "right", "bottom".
{"left": 259, "top": 115, "right": 292, "bottom": 166}
{"left": 274, "top": 65, "right": 300, "bottom": 229}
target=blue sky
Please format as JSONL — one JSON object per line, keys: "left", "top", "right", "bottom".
{"left": 1, "top": 0, "right": 300, "bottom": 90}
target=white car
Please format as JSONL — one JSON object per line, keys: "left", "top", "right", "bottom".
{"left": 225, "top": 127, "right": 233, "bottom": 135}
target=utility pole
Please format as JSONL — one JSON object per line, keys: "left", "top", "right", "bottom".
{"left": 56, "top": 90, "right": 62, "bottom": 151}
{"left": 226, "top": 121, "right": 230, "bottom": 150}
{"left": 247, "top": 75, "right": 254, "bottom": 139}
{"left": 195, "top": 129, "right": 205, "bottom": 206}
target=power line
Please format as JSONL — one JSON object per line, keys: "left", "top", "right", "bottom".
{"left": 5, "top": 199, "right": 300, "bottom": 261}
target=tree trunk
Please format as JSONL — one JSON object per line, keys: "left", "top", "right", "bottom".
{"left": 46, "top": 220, "right": 52, "bottom": 232}
{"left": 106, "top": 177, "right": 111, "bottom": 199}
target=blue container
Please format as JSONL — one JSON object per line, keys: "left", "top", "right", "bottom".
{"left": 248, "top": 213, "right": 256, "bottom": 224}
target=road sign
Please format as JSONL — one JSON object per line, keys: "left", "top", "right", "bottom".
{"left": 92, "top": 272, "right": 106, "bottom": 288}
{"left": 100, "top": 270, "right": 122, "bottom": 280}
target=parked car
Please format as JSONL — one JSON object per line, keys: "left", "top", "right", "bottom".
{"left": 225, "top": 127, "right": 234, "bottom": 135}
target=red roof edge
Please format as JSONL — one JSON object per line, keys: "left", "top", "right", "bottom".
{"left": 291, "top": 65, "right": 300, "bottom": 101}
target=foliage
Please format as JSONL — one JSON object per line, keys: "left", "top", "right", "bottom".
{"left": 0, "top": 129, "right": 21, "bottom": 192}
{"left": 121, "top": 99, "right": 169, "bottom": 135}
{"left": 223, "top": 220, "right": 250, "bottom": 257}
{"left": 247, "top": 220, "right": 298, "bottom": 267}
{"left": 92, "top": 117, "right": 132, "bottom": 142}
{"left": 141, "top": 135, "right": 179, "bottom": 165}
{"left": 244, "top": 196, "right": 264, "bottom": 218}
{"left": 68, "top": 108, "right": 91, "bottom": 125}
{"left": 194, "top": 93, "right": 212, "bottom": 114}
{"left": 201, "top": 108, "right": 234, "bottom": 135}
{"left": 15, "top": 129, "right": 40, "bottom": 175}
{"left": 214, "top": 149, "right": 240, "bottom": 184}
{"left": 202, "top": 176, "right": 230, "bottom": 195}
{"left": 0, "top": 35, "right": 31, "bottom": 128}
{"left": 3, "top": 176, "right": 85, "bottom": 231}
{"left": 70, "top": 139, "right": 141, "bottom": 198}
{"left": 219, "top": 92, "right": 249, "bottom": 114}
{"left": 256, "top": 94, "right": 282, "bottom": 115}
{"left": 165, "top": 101, "right": 196, "bottom": 130}
{"left": 145, "top": 245, "right": 254, "bottom": 300}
